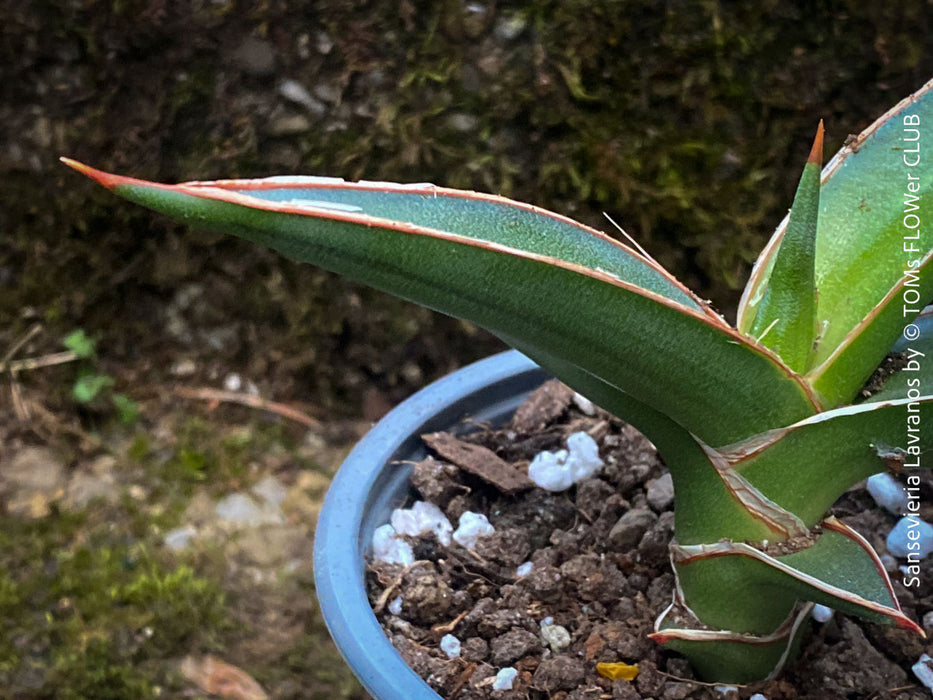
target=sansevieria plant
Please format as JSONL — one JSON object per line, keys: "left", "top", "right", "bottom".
{"left": 63, "top": 78, "right": 932, "bottom": 683}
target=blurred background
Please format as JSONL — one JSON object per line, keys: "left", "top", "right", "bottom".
{"left": 1, "top": 2, "right": 931, "bottom": 698}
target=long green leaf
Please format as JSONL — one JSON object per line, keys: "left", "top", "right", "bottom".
{"left": 739, "top": 78, "right": 933, "bottom": 405}
{"left": 652, "top": 605, "right": 811, "bottom": 684}
{"left": 671, "top": 518, "right": 920, "bottom": 635}
{"left": 63, "top": 160, "right": 818, "bottom": 446}
{"left": 717, "top": 395, "right": 933, "bottom": 524}
{"left": 747, "top": 123, "right": 822, "bottom": 372}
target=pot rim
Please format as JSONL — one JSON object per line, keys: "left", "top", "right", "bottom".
{"left": 313, "top": 349, "right": 546, "bottom": 700}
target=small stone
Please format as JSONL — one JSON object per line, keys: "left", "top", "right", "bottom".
{"left": 401, "top": 562, "right": 452, "bottom": 624}
{"left": 388, "top": 596, "right": 403, "bottom": 615}
{"left": 663, "top": 682, "right": 694, "bottom": 700}
{"left": 490, "top": 629, "right": 539, "bottom": 665}
{"left": 446, "top": 112, "right": 478, "bottom": 133}
{"left": 312, "top": 82, "right": 341, "bottom": 104}
{"left": 494, "top": 13, "right": 528, "bottom": 40}
{"left": 5, "top": 446, "right": 67, "bottom": 518}
{"left": 165, "top": 525, "right": 197, "bottom": 551}
{"left": 609, "top": 508, "right": 658, "bottom": 550}
{"left": 886, "top": 516, "right": 933, "bottom": 558}
{"left": 278, "top": 79, "right": 327, "bottom": 116}
{"left": 866, "top": 473, "right": 909, "bottom": 514}
{"left": 215, "top": 493, "right": 283, "bottom": 527}
{"left": 315, "top": 31, "right": 334, "bottom": 54}
{"left": 62, "top": 471, "right": 116, "bottom": 511}
{"left": 232, "top": 525, "right": 307, "bottom": 567}
{"left": 533, "top": 656, "right": 585, "bottom": 692}
{"left": 540, "top": 619, "right": 571, "bottom": 651}
{"left": 231, "top": 36, "right": 276, "bottom": 76}
{"left": 749, "top": 695, "right": 768, "bottom": 700}
{"left": 612, "top": 681, "right": 641, "bottom": 700}
{"left": 223, "top": 373, "right": 242, "bottom": 392}
{"left": 410, "top": 458, "right": 461, "bottom": 507}
{"left": 170, "top": 358, "right": 197, "bottom": 376}
{"left": 811, "top": 604, "right": 833, "bottom": 623}
{"left": 520, "top": 564, "right": 563, "bottom": 602}
{"left": 492, "top": 667, "right": 518, "bottom": 691}
{"left": 913, "top": 653, "right": 933, "bottom": 691}
{"left": 461, "top": 637, "right": 488, "bottom": 662}
{"left": 516, "top": 561, "right": 533, "bottom": 577}
{"left": 267, "top": 114, "right": 311, "bottom": 136}
{"left": 646, "top": 472, "right": 674, "bottom": 511}
{"left": 251, "top": 475, "right": 287, "bottom": 507}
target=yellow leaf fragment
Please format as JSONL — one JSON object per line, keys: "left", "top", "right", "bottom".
{"left": 596, "top": 661, "right": 639, "bottom": 681}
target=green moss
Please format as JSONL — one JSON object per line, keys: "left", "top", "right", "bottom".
{"left": 0, "top": 514, "right": 226, "bottom": 697}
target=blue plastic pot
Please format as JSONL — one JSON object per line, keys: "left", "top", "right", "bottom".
{"left": 313, "top": 350, "right": 547, "bottom": 699}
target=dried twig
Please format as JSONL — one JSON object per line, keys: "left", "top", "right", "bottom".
{"left": 1, "top": 323, "right": 42, "bottom": 367}
{"left": 0, "top": 350, "right": 78, "bottom": 374}
{"left": 9, "top": 371, "right": 29, "bottom": 421}
{"left": 173, "top": 386, "right": 323, "bottom": 431}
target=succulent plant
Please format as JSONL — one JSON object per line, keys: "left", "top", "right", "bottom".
{"left": 63, "top": 78, "right": 932, "bottom": 683}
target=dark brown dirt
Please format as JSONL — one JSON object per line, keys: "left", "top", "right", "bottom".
{"left": 367, "top": 387, "right": 933, "bottom": 700}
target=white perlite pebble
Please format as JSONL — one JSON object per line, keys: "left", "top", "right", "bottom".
{"left": 388, "top": 596, "right": 403, "bottom": 615}
{"left": 391, "top": 500, "right": 453, "bottom": 546}
{"left": 540, "top": 619, "right": 571, "bottom": 651}
{"left": 492, "top": 667, "right": 518, "bottom": 691}
{"left": 811, "top": 604, "right": 833, "bottom": 623}
{"left": 528, "top": 431, "right": 604, "bottom": 492}
{"left": 372, "top": 524, "right": 414, "bottom": 566}
{"left": 749, "top": 694, "right": 769, "bottom": 700}
{"left": 913, "top": 654, "right": 933, "bottom": 692}
{"left": 866, "top": 473, "right": 909, "bottom": 515}
{"left": 715, "top": 686, "right": 739, "bottom": 696}
{"left": 516, "top": 561, "right": 534, "bottom": 577}
{"left": 886, "top": 516, "right": 933, "bottom": 559}
{"left": 572, "top": 392, "right": 596, "bottom": 415}
{"left": 440, "top": 634, "right": 461, "bottom": 658}
{"left": 453, "top": 511, "right": 495, "bottom": 549}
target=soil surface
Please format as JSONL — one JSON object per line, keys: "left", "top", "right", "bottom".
{"left": 367, "top": 381, "right": 933, "bottom": 700}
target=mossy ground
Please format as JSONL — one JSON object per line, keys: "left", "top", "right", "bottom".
{"left": 2, "top": 1, "right": 933, "bottom": 697}
{"left": 0, "top": 370, "right": 369, "bottom": 698}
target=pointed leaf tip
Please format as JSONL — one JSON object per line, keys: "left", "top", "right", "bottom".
{"left": 808, "top": 121, "right": 824, "bottom": 166}
{"left": 60, "top": 157, "right": 122, "bottom": 190}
